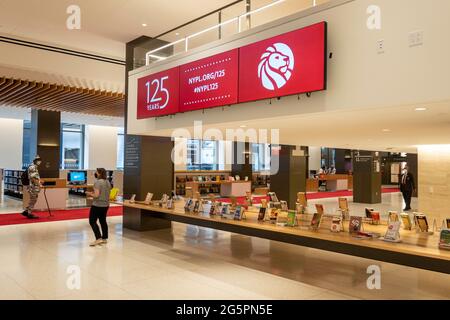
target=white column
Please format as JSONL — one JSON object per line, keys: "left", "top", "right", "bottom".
{"left": 308, "top": 146, "right": 321, "bottom": 172}
{"left": 84, "top": 125, "right": 118, "bottom": 170}
{"left": 0, "top": 118, "right": 23, "bottom": 169}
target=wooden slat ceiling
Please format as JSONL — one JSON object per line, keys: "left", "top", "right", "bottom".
{"left": 0, "top": 77, "right": 124, "bottom": 117}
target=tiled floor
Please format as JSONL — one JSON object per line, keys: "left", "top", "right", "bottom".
{"left": 0, "top": 195, "right": 23, "bottom": 214}
{"left": 0, "top": 192, "right": 449, "bottom": 300}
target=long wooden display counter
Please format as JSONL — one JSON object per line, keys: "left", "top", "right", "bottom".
{"left": 123, "top": 200, "right": 450, "bottom": 274}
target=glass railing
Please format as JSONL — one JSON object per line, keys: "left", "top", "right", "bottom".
{"left": 132, "top": 0, "right": 330, "bottom": 70}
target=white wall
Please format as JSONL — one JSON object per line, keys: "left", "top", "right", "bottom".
{"left": 127, "top": 0, "right": 450, "bottom": 140}
{"left": 0, "top": 118, "right": 23, "bottom": 169}
{"left": 308, "top": 146, "right": 322, "bottom": 172}
{"left": 84, "top": 125, "right": 118, "bottom": 170}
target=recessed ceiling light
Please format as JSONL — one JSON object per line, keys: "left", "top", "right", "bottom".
{"left": 240, "top": 125, "right": 247, "bottom": 128}
{"left": 175, "top": 32, "right": 180, "bottom": 36}
{"left": 382, "top": 129, "right": 391, "bottom": 132}
{"left": 142, "top": 23, "right": 147, "bottom": 27}
{"left": 415, "top": 107, "right": 427, "bottom": 111}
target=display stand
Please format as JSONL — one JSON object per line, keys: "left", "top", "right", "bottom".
{"left": 382, "top": 221, "right": 402, "bottom": 243}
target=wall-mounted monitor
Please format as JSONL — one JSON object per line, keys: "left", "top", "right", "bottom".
{"left": 68, "top": 171, "right": 86, "bottom": 183}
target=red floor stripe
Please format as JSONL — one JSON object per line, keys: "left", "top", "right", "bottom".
{"left": 218, "top": 188, "right": 400, "bottom": 204}
{"left": 0, "top": 206, "right": 123, "bottom": 227}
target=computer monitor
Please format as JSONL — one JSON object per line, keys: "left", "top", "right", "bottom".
{"left": 68, "top": 171, "right": 86, "bottom": 183}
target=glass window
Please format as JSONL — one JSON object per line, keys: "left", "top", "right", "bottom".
{"left": 252, "top": 143, "right": 271, "bottom": 172}
{"left": 22, "top": 120, "right": 32, "bottom": 169}
{"left": 61, "top": 123, "right": 84, "bottom": 169}
{"left": 187, "top": 139, "right": 218, "bottom": 171}
{"left": 117, "top": 128, "right": 124, "bottom": 169}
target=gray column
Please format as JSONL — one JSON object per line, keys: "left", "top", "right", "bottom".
{"left": 352, "top": 151, "right": 382, "bottom": 204}
{"left": 231, "top": 142, "right": 252, "bottom": 181}
{"left": 270, "top": 145, "right": 307, "bottom": 209}
{"left": 30, "top": 109, "right": 61, "bottom": 178}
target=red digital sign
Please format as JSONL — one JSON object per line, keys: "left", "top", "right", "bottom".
{"left": 238, "top": 22, "right": 326, "bottom": 103}
{"left": 135, "top": 22, "right": 327, "bottom": 119}
{"left": 180, "top": 49, "right": 239, "bottom": 112}
{"left": 137, "top": 67, "right": 180, "bottom": 119}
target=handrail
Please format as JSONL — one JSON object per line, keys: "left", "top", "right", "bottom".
{"left": 145, "top": 0, "right": 293, "bottom": 65}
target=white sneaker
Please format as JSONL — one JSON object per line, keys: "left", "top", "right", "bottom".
{"left": 89, "top": 239, "right": 103, "bottom": 247}
{"left": 101, "top": 239, "right": 108, "bottom": 244}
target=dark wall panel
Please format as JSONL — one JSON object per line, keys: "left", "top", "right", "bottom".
{"left": 30, "top": 109, "right": 61, "bottom": 178}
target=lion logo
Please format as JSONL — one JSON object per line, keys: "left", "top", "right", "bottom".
{"left": 258, "top": 43, "right": 294, "bottom": 91}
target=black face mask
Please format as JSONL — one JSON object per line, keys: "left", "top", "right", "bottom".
{"left": 94, "top": 173, "right": 98, "bottom": 179}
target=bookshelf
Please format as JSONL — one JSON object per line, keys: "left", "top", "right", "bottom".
{"left": 175, "top": 171, "right": 230, "bottom": 196}
{"left": 252, "top": 172, "right": 271, "bottom": 190}
{"left": 3, "top": 169, "right": 25, "bottom": 199}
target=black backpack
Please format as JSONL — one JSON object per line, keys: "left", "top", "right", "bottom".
{"left": 21, "top": 168, "right": 30, "bottom": 186}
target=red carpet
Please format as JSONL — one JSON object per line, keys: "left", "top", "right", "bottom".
{"left": 218, "top": 188, "right": 400, "bottom": 204}
{"left": 306, "top": 187, "right": 399, "bottom": 200}
{"left": 0, "top": 206, "right": 123, "bottom": 227}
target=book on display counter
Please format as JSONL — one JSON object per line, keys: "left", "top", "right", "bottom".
{"left": 269, "top": 208, "right": 279, "bottom": 223}
{"left": 439, "top": 229, "right": 450, "bottom": 250}
{"left": 209, "top": 203, "right": 216, "bottom": 215}
{"left": 286, "top": 210, "right": 297, "bottom": 227}
{"left": 349, "top": 216, "right": 363, "bottom": 234}
{"left": 234, "top": 206, "right": 243, "bottom": 221}
{"left": 161, "top": 193, "right": 169, "bottom": 203}
{"left": 296, "top": 203, "right": 306, "bottom": 214}
{"left": 193, "top": 200, "right": 200, "bottom": 213}
{"left": 401, "top": 213, "right": 413, "bottom": 230}
{"left": 215, "top": 202, "right": 222, "bottom": 215}
{"left": 280, "top": 200, "right": 288, "bottom": 211}
{"left": 143, "top": 192, "right": 154, "bottom": 205}
{"left": 315, "top": 204, "right": 324, "bottom": 216}
{"left": 276, "top": 210, "right": 288, "bottom": 227}
{"left": 184, "top": 198, "right": 193, "bottom": 212}
{"left": 414, "top": 213, "right": 430, "bottom": 233}
{"left": 258, "top": 207, "right": 267, "bottom": 221}
{"left": 268, "top": 192, "right": 279, "bottom": 202}
{"left": 310, "top": 213, "right": 323, "bottom": 230}
{"left": 202, "top": 202, "right": 211, "bottom": 215}
{"left": 382, "top": 221, "right": 401, "bottom": 242}
{"left": 365, "top": 208, "right": 374, "bottom": 218}
{"left": 221, "top": 204, "right": 234, "bottom": 219}
{"left": 370, "top": 211, "right": 380, "bottom": 225}
{"left": 166, "top": 198, "right": 174, "bottom": 209}
{"left": 388, "top": 211, "right": 399, "bottom": 223}
{"left": 330, "top": 216, "right": 342, "bottom": 233}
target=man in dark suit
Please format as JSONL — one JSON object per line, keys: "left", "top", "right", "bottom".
{"left": 399, "top": 165, "right": 415, "bottom": 211}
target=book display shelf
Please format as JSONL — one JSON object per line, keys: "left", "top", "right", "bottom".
{"left": 252, "top": 172, "right": 270, "bottom": 190}
{"left": 175, "top": 171, "right": 230, "bottom": 196}
{"left": 3, "top": 169, "right": 24, "bottom": 199}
